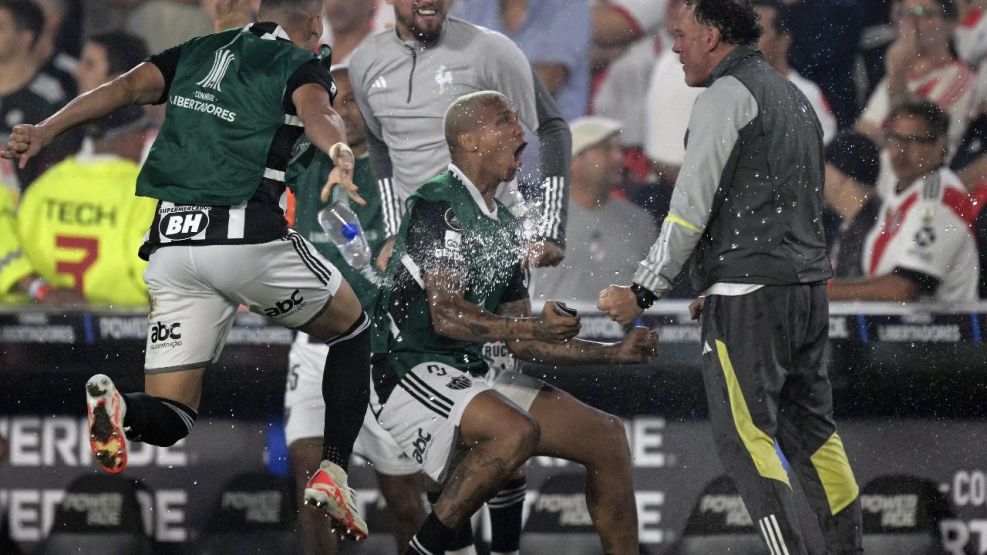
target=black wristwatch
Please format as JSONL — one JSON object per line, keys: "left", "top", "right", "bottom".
{"left": 630, "top": 283, "right": 657, "bottom": 309}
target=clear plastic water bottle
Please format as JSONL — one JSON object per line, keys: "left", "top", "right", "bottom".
{"left": 318, "top": 201, "right": 371, "bottom": 269}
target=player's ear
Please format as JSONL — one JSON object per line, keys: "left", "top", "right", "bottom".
{"left": 459, "top": 131, "right": 478, "bottom": 153}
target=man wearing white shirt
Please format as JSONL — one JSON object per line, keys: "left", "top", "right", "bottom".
{"left": 753, "top": 0, "right": 836, "bottom": 144}
{"left": 831, "top": 101, "right": 979, "bottom": 303}
{"left": 643, "top": 0, "right": 699, "bottom": 184}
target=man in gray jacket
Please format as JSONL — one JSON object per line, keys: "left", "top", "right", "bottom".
{"left": 599, "top": 1, "right": 863, "bottom": 553}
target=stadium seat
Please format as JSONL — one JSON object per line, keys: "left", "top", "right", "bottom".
{"left": 668, "top": 475, "right": 766, "bottom": 555}
{"left": 861, "top": 474, "right": 954, "bottom": 555}
{"left": 196, "top": 472, "right": 297, "bottom": 554}
{"left": 519, "top": 472, "right": 602, "bottom": 555}
{"left": 40, "top": 473, "right": 155, "bottom": 555}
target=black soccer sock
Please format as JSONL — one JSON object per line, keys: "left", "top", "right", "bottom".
{"left": 122, "top": 393, "right": 197, "bottom": 447}
{"left": 488, "top": 477, "right": 526, "bottom": 554}
{"left": 427, "top": 489, "right": 474, "bottom": 550}
{"left": 321, "top": 312, "right": 371, "bottom": 468}
{"left": 406, "top": 511, "right": 455, "bottom": 555}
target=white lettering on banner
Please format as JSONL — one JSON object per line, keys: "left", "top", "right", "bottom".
{"left": 699, "top": 494, "right": 753, "bottom": 526}
{"left": 941, "top": 519, "right": 987, "bottom": 555}
{"left": 658, "top": 325, "right": 702, "bottom": 343}
{"left": 1, "top": 489, "right": 188, "bottom": 543}
{"left": 99, "top": 316, "right": 147, "bottom": 339}
{"left": 0, "top": 325, "right": 75, "bottom": 343}
{"left": 578, "top": 316, "right": 624, "bottom": 340}
{"left": 829, "top": 316, "right": 849, "bottom": 339}
{"left": 221, "top": 492, "right": 282, "bottom": 523}
{"left": 4, "top": 489, "right": 64, "bottom": 541}
{"left": 225, "top": 326, "right": 293, "bottom": 345}
{"left": 10, "top": 418, "right": 41, "bottom": 465}
{"left": 629, "top": 417, "right": 666, "bottom": 468}
{"left": 636, "top": 492, "right": 665, "bottom": 544}
{"left": 534, "top": 494, "right": 594, "bottom": 526}
{"left": 860, "top": 494, "right": 918, "bottom": 528}
{"left": 61, "top": 493, "right": 123, "bottom": 526}
{"left": 954, "top": 471, "right": 987, "bottom": 507}
{"left": 1, "top": 417, "right": 186, "bottom": 467}
{"left": 877, "top": 324, "right": 962, "bottom": 342}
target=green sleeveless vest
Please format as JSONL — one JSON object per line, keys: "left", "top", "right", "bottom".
{"left": 372, "top": 171, "right": 524, "bottom": 378}
{"left": 137, "top": 27, "right": 317, "bottom": 205}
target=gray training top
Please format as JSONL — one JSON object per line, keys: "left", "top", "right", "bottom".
{"left": 633, "top": 45, "right": 833, "bottom": 297}
{"left": 348, "top": 17, "right": 569, "bottom": 244}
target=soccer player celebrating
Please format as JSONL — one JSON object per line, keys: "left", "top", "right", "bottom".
{"left": 371, "top": 90, "right": 659, "bottom": 555}
{"left": 2, "top": 0, "right": 370, "bottom": 540}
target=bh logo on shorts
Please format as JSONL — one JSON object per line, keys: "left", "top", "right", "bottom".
{"left": 159, "top": 208, "right": 210, "bottom": 240}
{"left": 412, "top": 428, "right": 432, "bottom": 464}
{"left": 265, "top": 289, "right": 306, "bottom": 318}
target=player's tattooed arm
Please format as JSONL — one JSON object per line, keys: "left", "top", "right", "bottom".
{"left": 425, "top": 270, "right": 579, "bottom": 344}
{"left": 497, "top": 299, "right": 659, "bottom": 365}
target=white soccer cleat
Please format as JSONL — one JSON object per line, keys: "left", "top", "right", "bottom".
{"left": 303, "top": 460, "right": 368, "bottom": 541}
{"left": 85, "top": 374, "right": 129, "bottom": 474}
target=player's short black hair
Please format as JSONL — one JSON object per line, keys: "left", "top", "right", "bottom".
{"left": 750, "top": 0, "right": 790, "bottom": 36}
{"left": 683, "top": 0, "right": 763, "bottom": 46}
{"left": 0, "top": 0, "right": 44, "bottom": 48}
{"left": 89, "top": 31, "right": 149, "bottom": 77}
{"left": 888, "top": 101, "right": 950, "bottom": 140}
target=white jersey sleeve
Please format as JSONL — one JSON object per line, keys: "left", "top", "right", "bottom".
{"left": 789, "top": 71, "right": 837, "bottom": 145}
{"left": 643, "top": 51, "right": 702, "bottom": 166}
{"left": 859, "top": 76, "right": 891, "bottom": 129}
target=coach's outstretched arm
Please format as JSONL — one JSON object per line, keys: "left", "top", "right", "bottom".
{"left": 599, "top": 80, "right": 752, "bottom": 324}
{"left": 1, "top": 62, "right": 165, "bottom": 167}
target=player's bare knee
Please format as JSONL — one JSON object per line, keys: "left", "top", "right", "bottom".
{"left": 597, "top": 414, "right": 631, "bottom": 465}
{"left": 500, "top": 411, "right": 539, "bottom": 465}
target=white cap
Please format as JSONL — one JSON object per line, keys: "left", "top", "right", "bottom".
{"left": 570, "top": 116, "right": 622, "bottom": 157}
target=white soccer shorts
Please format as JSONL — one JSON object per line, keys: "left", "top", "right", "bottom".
{"left": 284, "top": 332, "right": 418, "bottom": 476}
{"left": 143, "top": 232, "right": 342, "bottom": 373}
{"left": 373, "top": 361, "right": 544, "bottom": 483}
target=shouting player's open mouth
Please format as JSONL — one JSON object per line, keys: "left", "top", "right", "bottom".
{"left": 513, "top": 141, "right": 527, "bottom": 171}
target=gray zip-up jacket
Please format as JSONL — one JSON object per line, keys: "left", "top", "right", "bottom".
{"left": 348, "top": 18, "right": 570, "bottom": 246}
{"left": 633, "top": 45, "right": 833, "bottom": 297}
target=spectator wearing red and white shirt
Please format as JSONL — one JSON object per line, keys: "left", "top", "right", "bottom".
{"left": 955, "top": 0, "right": 987, "bottom": 66}
{"left": 832, "top": 101, "right": 979, "bottom": 303}
{"left": 591, "top": 0, "right": 666, "bottom": 182}
{"left": 856, "top": 0, "right": 976, "bottom": 157}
